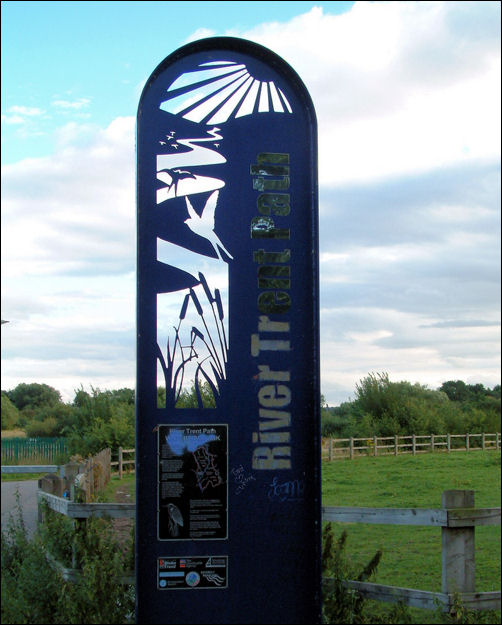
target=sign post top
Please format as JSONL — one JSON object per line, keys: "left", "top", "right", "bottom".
{"left": 138, "top": 36, "right": 316, "bottom": 124}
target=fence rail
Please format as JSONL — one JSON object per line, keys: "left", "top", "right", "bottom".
{"left": 37, "top": 478, "right": 500, "bottom": 611}
{"left": 322, "top": 432, "right": 500, "bottom": 460}
{"left": 38, "top": 490, "right": 135, "bottom": 583}
{"left": 2, "top": 464, "right": 59, "bottom": 474}
{"left": 323, "top": 490, "right": 501, "bottom": 612}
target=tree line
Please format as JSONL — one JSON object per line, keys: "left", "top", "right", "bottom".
{"left": 1, "top": 374, "right": 500, "bottom": 456}
{"left": 322, "top": 372, "right": 500, "bottom": 438}
{"left": 0, "top": 382, "right": 212, "bottom": 457}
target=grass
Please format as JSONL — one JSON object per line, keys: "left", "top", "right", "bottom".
{"left": 2, "top": 450, "right": 499, "bottom": 623}
{"left": 97, "top": 472, "right": 135, "bottom": 502}
{"left": 1, "top": 472, "right": 49, "bottom": 482}
{"left": 322, "top": 450, "right": 501, "bottom": 622}
{"left": 1, "top": 429, "right": 27, "bottom": 439}
{"left": 108, "top": 451, "right": 500, "bottom": 594}
{"left": 104, "top": 453, "right": 501, "bottom": 594}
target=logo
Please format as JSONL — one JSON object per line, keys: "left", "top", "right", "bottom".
{"left": 185, "top": 571, "right": 201, "bottom": 587}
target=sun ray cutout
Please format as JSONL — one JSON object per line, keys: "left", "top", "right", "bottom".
{"left": 160, "top": 61, "right": 293, "bottom": 123}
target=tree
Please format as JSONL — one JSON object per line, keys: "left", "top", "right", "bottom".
{"left": 1, "top": 393, "right": 20, "bottom": 430}
{"left": 66, "top": 386, "right": 136, "bottom": 456}
{"left": 439, "top": 380, "right": 474, "bottom": 401}
{"left": 24, "top": 402, "right": 76, "bottom": 437}
{"left": 354, "top": 373, "right": 453, "bottom": 436}
{"left": 7, "top": 383, "right": 61, "bottom": 411}
{"left": 175, "top": 381, "right": 216, "bottom": 408}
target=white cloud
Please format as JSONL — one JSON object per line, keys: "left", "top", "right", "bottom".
{"left": 1, "top": 2, "right": 500, "bottom": 405}
{"left": 1, "top": 114, "right": 25, "bottom": 125}
{"left": 231, "top": 2, "right": 500, "bottom": 185}
{"left": 51, "top": 97, "right": 91, "bottom": 110}
{"left": 7, "top": 105, "right": 45, "bottom": 117}
{"left": 1, "top": 105, "right": 47, "bottom": 126}
{"left": 185, "top": 27, "right": 217, "bottom": 43}
{"left": 1, "top": 116, "right": 136, "bottom": 278}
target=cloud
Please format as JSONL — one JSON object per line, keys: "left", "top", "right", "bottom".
{"left": 1, "top": 116, "right": 136, "bottom": 278}
{"left": 231, "top": 2, "right": 500, "bottom": 185}
{"left": 6, "top": 105, "right": 46, "bottom": 117}
{"left": 51, "top": 97, "right": 91, "bottom": 110}
{"left": 1, "top": 105, "right": 47, "bottom": 128}
{"left": 1, "top": 1, "right": 500, "bottom": 405}
{"left": 185, "top": 27, "right": 217, "bottom": 43}
{"left": 223, "top": 1, "right": 501, "bottom": 403}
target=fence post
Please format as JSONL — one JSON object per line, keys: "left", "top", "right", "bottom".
{"left": 447, "top": 433, "right": 451, "bottom": 453}
{"left": 118, "top": 447, "right": 123, "bottom": 479}
{"left": 394, "top": 435, "right": 398, "bottom": 456}
{"left": 497, "top": 432, "right": 500, "bottom": 451}
{"left": 441, "top": 489, "right": 475, "bottom": 605}
{"left": 412, "top": 434, "right": 416, "bottom": 456}
{"left": 466, "top": 433, "right": 470, "bottom": 452}
{"left": 349, "top": 437, "right": 354, "bottom": 460}
{"left": 72, "top": 518, "right": 85, "bottom": 569}
{"left": 431, "top": 434, "right": 435, "bottom": 452}
{"left": 482, "top": 433, "right": 485, "bottom": 450}
{"left": 373, "top": 435, "right": 377, "bottom": 457}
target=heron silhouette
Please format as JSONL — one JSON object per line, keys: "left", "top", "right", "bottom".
{"left": 184, "top": 191, "right": 233, "bottom": 261}
{"left": 165, "top": 503, "right": 183, "bottom": 537}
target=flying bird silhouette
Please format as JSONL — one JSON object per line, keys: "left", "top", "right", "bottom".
{"left": 158, "top": 168, "right": 196, "bottom": 196}
{"left": 184, "top": 191, "right": 233, "bottom": 261}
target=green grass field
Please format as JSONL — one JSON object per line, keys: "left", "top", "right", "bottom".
{"left": 103, "top": 452, "right": 500, "bottom": 597}
{"left": 322, "top": 449, "right": 501, "bottom": 603}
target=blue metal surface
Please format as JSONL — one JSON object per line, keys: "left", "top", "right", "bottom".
{"left": 136, "top": 37, "right": 320, "bottom": 624}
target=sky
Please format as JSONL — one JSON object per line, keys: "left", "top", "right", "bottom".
{"left": 1, "top": 0, "right": 500, "bottom": 406}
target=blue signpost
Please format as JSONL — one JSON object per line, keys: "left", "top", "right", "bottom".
{"left": 136, "top": 37, "right": 320, "bottom": 624}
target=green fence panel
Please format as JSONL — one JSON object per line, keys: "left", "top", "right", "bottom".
{"left": 1, "top": 437, "right": 68, "bottom": 465}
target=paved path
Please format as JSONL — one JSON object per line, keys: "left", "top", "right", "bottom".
{"left": 1, "top": 480, "right": 39, "bottom": 539}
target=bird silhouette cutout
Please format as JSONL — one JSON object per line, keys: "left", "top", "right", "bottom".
{"left": 184, "top": 191, "right": 233, "bottom": 260}
{"left": 158, "top": 167, "right": 196, "bottom": 196}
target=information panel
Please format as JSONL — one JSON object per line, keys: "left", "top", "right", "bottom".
{"left": 158, "top": 424, "right": 228, "bottom": 540}
{"left": 136, "top": 36, "right": 320, "bottom": 624}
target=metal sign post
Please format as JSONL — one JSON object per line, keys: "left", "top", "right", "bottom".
{"left": 136, "top": 37, "right": 320, "bottom": 624}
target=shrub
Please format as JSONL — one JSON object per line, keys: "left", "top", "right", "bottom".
{"left": 322, "top": 523, "right": 415, "bottom": 624}
{"left": 1, "top": 495, "right": 134, "bottom": 624}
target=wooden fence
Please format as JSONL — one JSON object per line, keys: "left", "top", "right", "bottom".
{"left": 1, "top": 437, "right": 68, "bottom": 464}
{"left": 38, "top": 481, "right": 500, "bottom": 611}
{"left": 38, "top": 490, "right": 135, "bottom": 582}
{"left": 73, "top": 448, "right": 112, "bottom": 501}
{"left": 37, "top": 447, "right": 130, "bottom": 582}
{"left": 322, "top": 432, "right": 501, "bottom": 461}
{"left": 323, "top": 489, "right": 501, "bottom": 612}
{"left": 32, "top": 449, "right": 112, "bottom": 501}
{"left": 110, "top": 447, "right": 135, "bottom": 478}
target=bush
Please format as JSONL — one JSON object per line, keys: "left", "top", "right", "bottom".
{"left": 322, "top": 523, "right": 413, "bottom": 624}
{"left": 1, "top": 393, "right": 21, "bottom": 430}
{"left": 1, "top": 493, "right": 63, "bottom": 624}
{"left": 25, "top": 416, "right": 60, "bottom": 438}
{"left": 1, "top": 495, "right": 134, "bottom": 624}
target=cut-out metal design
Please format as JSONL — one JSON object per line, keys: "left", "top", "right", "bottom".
{"left": 155, "top": 58, "right": 294, "bottom": 408}
{"left": 161, "top": 61, "right": 292, "bottom": 124}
